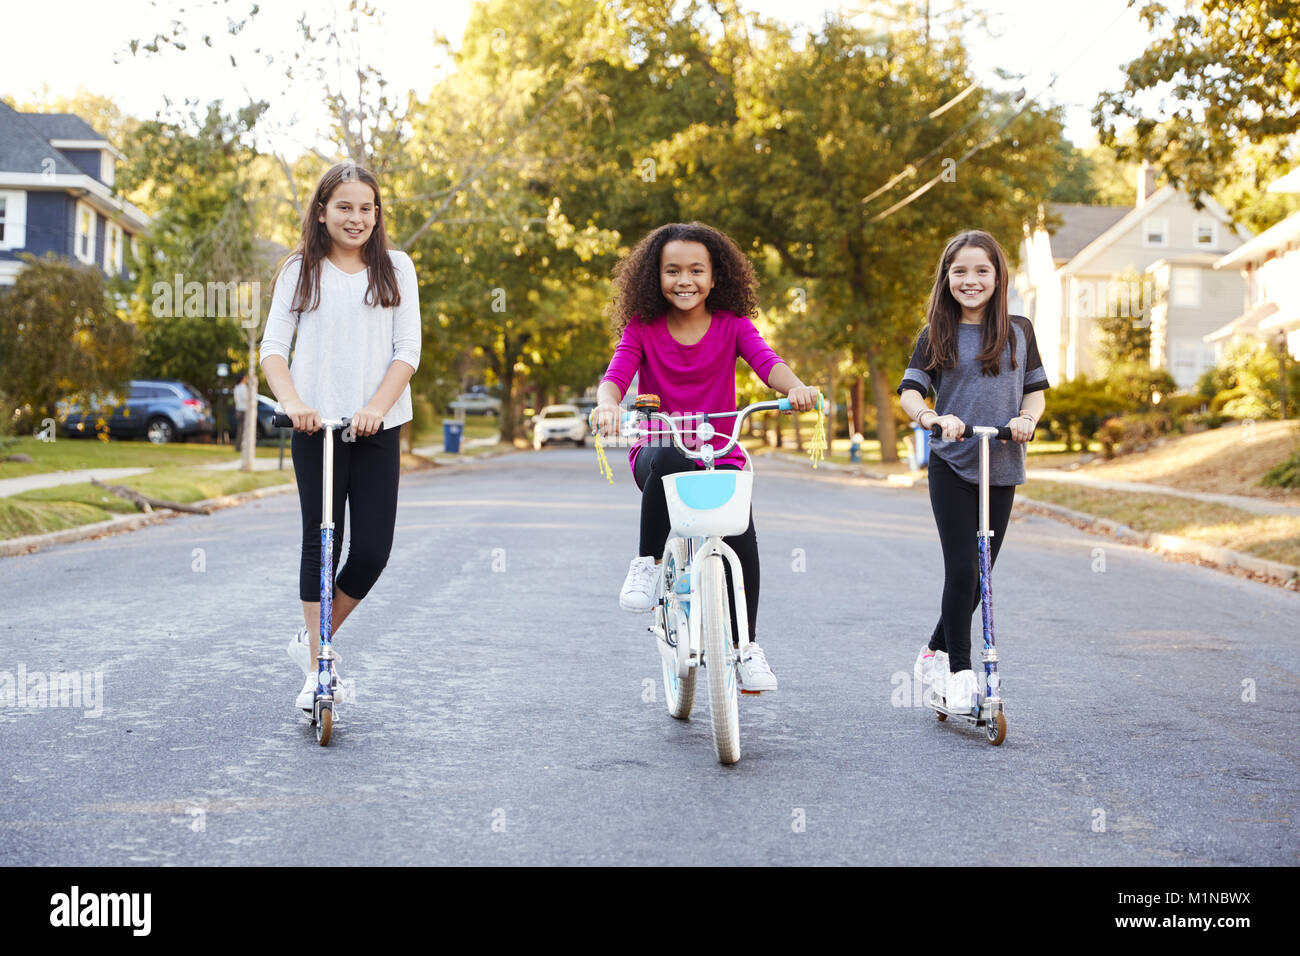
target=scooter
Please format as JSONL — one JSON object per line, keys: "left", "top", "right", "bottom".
{"left": 926, "top": 423, "right": 1010, "bottom": 746}
{"left": 274, "top": 411, "right": 346, "bottom": 746}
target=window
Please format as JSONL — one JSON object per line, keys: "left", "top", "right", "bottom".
{"left": 1194, "top": 220, "right": 1217, "bottom": 247}
{"left": 0, "top": 190, "right": 27, "bottom": 250}
{"left": 1143, "top": 216, "right": 1168, "bottom": 247}
{"left": 1171, "top": 267, "right": 1202, "bottom": 307}
{"left": 104, "top": 222, "right": 123, "bottom": 275}
{"left": 75, "top": 202, "right": 96, "bottom": 264}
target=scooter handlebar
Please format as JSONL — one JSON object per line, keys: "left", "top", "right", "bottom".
{"left": 930, "top": 423, "right": 1014, "bottom": 441}
{"left": 273, "top": 412, "right": 350, "bottom": 430}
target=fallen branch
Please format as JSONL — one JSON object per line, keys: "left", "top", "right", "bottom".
{"left": 90, "top": 478, "right": 210, "bottom": 515}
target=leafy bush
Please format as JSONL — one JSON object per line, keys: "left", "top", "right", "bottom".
{"left": 1198, "top": 341, "right": 1300, "bottom": 420}
{"left": 1261, "top": 450, "right": 1300, "bottom": 489}
{"left": 1046, "top": 375, "right": 1127, "bottom": 451}
{"left": 1097, "top": 411, "right": 1174, "bottom": 458}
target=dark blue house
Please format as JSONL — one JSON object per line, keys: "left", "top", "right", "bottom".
{"left": 0, "top": 101, "right": 150, "bottom": 287}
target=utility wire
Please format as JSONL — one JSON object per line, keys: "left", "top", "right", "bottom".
{"left": 868, "top": 3, "right": 1135, "bottom": 223}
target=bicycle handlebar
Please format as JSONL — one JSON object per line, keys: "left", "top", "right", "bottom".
{"left": 607, "top": 392, "right": 825, "bottom": 465}
{"left": 930, "top": 423, "right": 1014, "bottom": 441}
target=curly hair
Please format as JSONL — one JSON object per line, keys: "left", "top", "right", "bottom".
{"left": 608, "top": 222, "right": 759, "bottom": 334}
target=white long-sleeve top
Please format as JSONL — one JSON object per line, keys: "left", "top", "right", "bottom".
{"left": 260, "top": 250, "right": 422, "bottom": 430}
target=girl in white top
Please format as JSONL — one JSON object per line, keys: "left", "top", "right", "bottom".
{"left": 260, "top": 161, "right": 421, "bottom": 710}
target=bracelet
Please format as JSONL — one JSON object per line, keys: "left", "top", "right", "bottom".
{"left": 1018, "top": 411, "right": 1037, "bottom": 426}
{"left": 916, "top": 409, "right": 935, "bottom": 428}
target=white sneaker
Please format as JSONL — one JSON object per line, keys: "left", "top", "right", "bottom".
{"left": 619, "top": 556, "right": 660, "bottom": 612}
{"left": 295, "top": 672, "right": 317, "bottom": 711}
{"left": 737, "top": 642, "right": 778, "bottom": 692}
{"left": 946, "top": 669, "right": 976, "bottom": 715}
{"left": 913, "top": 645, "right": 935, "bottom": 687}
{"left": 930, "top": 650, "right": 949, "bottom": 704}
{"left": 295, "top": 667, "right": 342, "bottom": 711}
{"left": 288, "top": 626, "right": 341, "bottom": 678}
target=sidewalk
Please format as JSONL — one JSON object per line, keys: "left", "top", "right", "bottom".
{"left": 1023, "top": 468, "right": 1300, "bottom": 516}
{"left": 0, "top": 467, "right": 153, "bottom": 498}
{"left": 411, "top": 434, "right": 501, "bottom": 456}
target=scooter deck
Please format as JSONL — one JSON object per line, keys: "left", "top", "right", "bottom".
{"left": 925, "top": 695, "right": 1001, "bottom": 726}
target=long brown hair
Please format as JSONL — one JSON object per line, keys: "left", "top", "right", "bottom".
{"left": 922, "top": 230, "right": 1016, "bottom": 376}
{"left": 608, "top": 222, "right": 759, "bottom": 334}
{"left": 278, "top": 162, "right": 401, "bottom": 315}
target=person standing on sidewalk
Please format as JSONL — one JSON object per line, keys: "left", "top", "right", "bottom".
{"left": 260, "top": 161, "right": 421, "bottom": 712}
{"left": 897, "top": 230, "right": 1049, "bottom": 714}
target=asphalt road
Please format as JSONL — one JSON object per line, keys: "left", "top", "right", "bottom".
{"left": 2, "top": 448, "right": 1296, "bottom": 865}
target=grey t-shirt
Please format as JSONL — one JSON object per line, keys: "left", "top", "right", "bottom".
{"left": 896, "top": 316, "right": 1049, "bottom": 485}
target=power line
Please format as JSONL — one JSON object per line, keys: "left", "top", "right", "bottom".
{"left": 859, "top": 1, "right": 1120, "bottom": 211}
{"left": 868, "top": 2, "right": 1135, "bottom": 223}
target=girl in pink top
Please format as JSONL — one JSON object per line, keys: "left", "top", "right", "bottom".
{"left": 593, "top": 222, "right": 819, "bottom": 692}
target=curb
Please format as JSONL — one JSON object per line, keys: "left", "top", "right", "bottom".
{"left": 0, "top": 453, "right": 478, "bottom": 559}
{"left": 779, "top": 451, "right": 1300, "bottom": 591}
{"left": 1014, "top": 495, "right": 1300, "bottom": 591}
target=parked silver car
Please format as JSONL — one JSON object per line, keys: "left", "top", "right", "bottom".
{"left": 448, "top": 392, "right": 502, "bottom": 416}
{"left": 532, "top": 404, "right": 587, "bottom": 449}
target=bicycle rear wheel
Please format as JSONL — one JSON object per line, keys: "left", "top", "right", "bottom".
{"left": 701, "top": 554, "right": 740, "bottom": 764}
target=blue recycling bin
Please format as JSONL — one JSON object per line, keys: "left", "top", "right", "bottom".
{"left": 443, "top": 421, "right": 464, "bottom": 454}
{"left": 910, "top": 424, "right": 931, "bottom": 469}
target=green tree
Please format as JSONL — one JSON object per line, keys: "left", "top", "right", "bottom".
{"left": 657, "top": 8, "right": 1066, "bottom": 460}
{"left": 1094, "top": 1, "right": 1300, "bottom": 223}
{"left": 0, "top": 256, "right": 136, "bottom": 430}
{"left": 117, "top": 101, "right": 266, "bottom": 401}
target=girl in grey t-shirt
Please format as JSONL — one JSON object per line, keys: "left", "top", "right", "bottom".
{"left": 898, "top": 230, "right": 1049, "bottom": 716}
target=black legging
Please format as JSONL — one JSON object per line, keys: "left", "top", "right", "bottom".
{"left": 292, "top": 424, "right": 401, "bottom": 603}
{"left": 926, "top": 454, "right": 1015, "bottom": 673}
{"left": 633, "top": 445, "right": 760, "bottom": 643}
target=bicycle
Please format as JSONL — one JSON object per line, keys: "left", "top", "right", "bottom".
{"left": 601, "top": 392, "right": 823, "bottom": 765}
{"left": 273, "top": 411, "right": 346, "bottom": 746}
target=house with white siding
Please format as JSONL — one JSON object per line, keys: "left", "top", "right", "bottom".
{"left": 0, "top": 101, "right": 149, "bottom": 286}
{"left": 1013, "top": 165, "right": 1250, "bottom": 388}
{"left": 1206, "top": 168, "right": 1300, "bottom": 362}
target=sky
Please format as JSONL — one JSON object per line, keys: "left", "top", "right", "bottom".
{"left": 2, "top": 0, "right": 1153, "bottom": 152}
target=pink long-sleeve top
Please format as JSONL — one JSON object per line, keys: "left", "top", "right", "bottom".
{"left": 600, "top": 311, "right": 785, "bottom": 472}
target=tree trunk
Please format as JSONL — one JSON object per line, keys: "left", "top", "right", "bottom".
{"left": 865, "top": 347, "right": 899, "bottom": 463}
{"left": 241, "top": 330, "right": 258, "bottom": 472}
{"left": 850, "top": 378, "right": 864, "bottom": 435}
{"left": 826, "top": 356, "right": 837, "bottom": 439}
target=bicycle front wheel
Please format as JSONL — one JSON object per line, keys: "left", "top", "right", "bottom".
{"left": 701, "top": 554, "right": 740, "bottom": 764}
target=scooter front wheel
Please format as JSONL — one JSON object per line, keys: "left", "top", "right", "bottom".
{"left": 986, "top": 710, "right": 1006, "bottom": 745}
{"left": 316, "top": 704, "right": 333, "bottom": 746}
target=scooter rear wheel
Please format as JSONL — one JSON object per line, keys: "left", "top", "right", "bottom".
{"left": 935, "top": 711, "right": 947, "bottom": 721}
{"left": 986, "top": 711, "right": 1006, "bottom": 745}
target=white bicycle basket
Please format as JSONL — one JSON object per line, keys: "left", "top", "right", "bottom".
{"left": 662, "top": 470, "right": 753, "bottom": 537}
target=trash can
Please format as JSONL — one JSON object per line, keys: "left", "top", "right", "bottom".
{"left": 443, "top": 421, "right": 464, "bottom": 454}
{"left": 910, "top": 424, "right": 931, "bottom": 469}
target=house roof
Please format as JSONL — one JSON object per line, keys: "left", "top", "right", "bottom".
{"left": 20, "top": 112, "right": 104, "bottom": 141}
{"left": 1062, "top": 186, "right": 1244, "bottom": 275}
{"left": 1215, "top": 210, "right": 1300, "bottom": 270}
{"left": 1046, "top": 203, "right": 1132, "bottom": 261}
{"left": 1204, "top": 302, "right": 1277, "bottom": 342}
{"left": 0, "top": 101, "right": 84, "bottom": 176}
